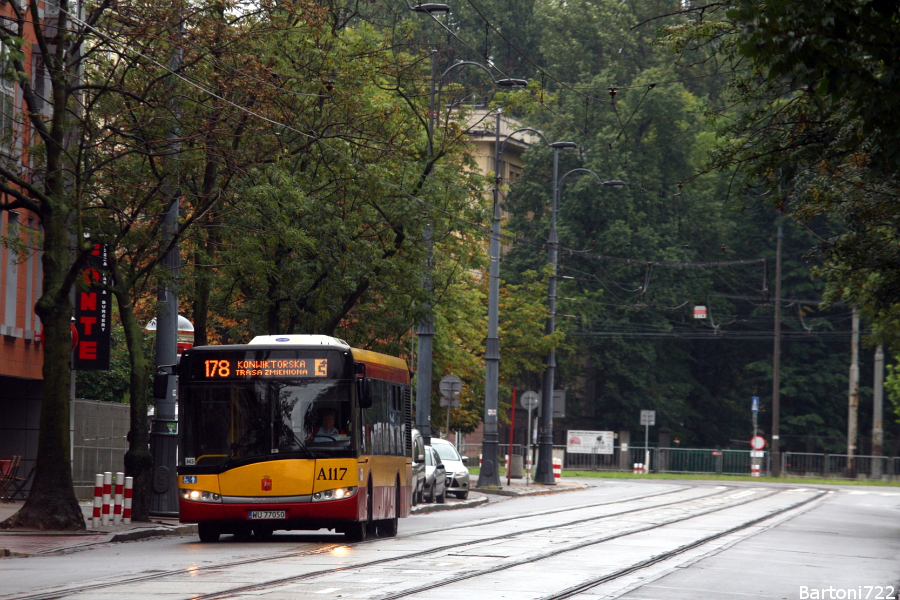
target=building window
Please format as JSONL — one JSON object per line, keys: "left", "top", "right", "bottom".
{"left": 31, "top": 53, "right": 45, "bottom": 113}
{"left": 4, "top": 212, "right": 19, "bottom": 329}
{"left": 0, "top": 40, "right": 18, "bottom": 153}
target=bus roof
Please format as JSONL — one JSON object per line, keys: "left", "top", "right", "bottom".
{"left": 249, "top": 335, "right": 350, "bottom": 348}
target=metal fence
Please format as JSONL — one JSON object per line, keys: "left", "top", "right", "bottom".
{"left": 71, "top": 399, "right": 129, "bottom": 499}
{"left": 458, "top": 443, "right": 899, "bottom": 481}
{"left": 782, "top": 452, "right": 900, "bottom": 480}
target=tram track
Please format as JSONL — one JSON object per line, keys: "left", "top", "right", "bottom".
{"left": 541, "top": 490, "right": 829, "bottom": 600}
{"left": 193, "top": 488, "right": 819, "bottom": 600}
{"left": 370, "top": 488, "right": 828, "bottom": 600}
{"left": 188, "top": 486, "right": 741, "bottom": 600}
{"left": 4, "top": 484, "right": 714, "bottom": 600}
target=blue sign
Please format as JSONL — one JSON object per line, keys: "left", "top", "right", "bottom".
{"left": 751, "top": 396, "right": 759, "bottom": 413}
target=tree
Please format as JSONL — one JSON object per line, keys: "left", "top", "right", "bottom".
{"left": 0, "top": 0, "right": 120, "bottom": 530}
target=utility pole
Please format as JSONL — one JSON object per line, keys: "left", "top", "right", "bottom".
{"left": 872, "top": 345, "right": 884, "bottom": 479}
{"left": 847, "top": 308, "right": 859, "bottom": 475}
{"left": 477, "top": 109, "right": 503, "bottom": 487}
{"left": 771, "top": 211, "right": 783, "bottom": 476}
{"left": 149, "top": 14, "right": 184, "bottom": 516}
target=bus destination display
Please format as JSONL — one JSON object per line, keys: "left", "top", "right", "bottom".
{"left": 200, "top": 358, "right": 329, "bottom": 379}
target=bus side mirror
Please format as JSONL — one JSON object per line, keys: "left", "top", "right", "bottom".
{"left": 357, "top": 378, "right": 373, "bottom": 409}
{"left": 153, "top": 365, "right": 175, "bottom": 399}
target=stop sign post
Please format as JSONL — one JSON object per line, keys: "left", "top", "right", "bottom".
{"left": 439, "top": 375, "right": 463, "bottom": 438}
{"left": 520, "top": 391, "right": 540, "bottom": 484}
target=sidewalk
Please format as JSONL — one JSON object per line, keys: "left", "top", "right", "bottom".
{"left": 473, "top": 475, "right": 587, "bottom": 497}
{"left": 1, "top": 477, "right": 585, "bottom": 556}
{"left": 0, "top": 501, "right": 194, "bottom": 557}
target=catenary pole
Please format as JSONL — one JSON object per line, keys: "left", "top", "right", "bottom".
{"left": 771, "top": 211, "right": 783, "bottom": 477}
{"left": 149, "top": 14, "right": 184, "bottom": 516}
{"left": 847, "top": 308, "right": 859, "bottom": 474}
{"left": 872, "top": 345, "right": 884, "bottom": 478}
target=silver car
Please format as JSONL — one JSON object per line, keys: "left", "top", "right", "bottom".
{"left": 423, "top": 446, "right": 446, "bottom": 503}
{"left": 430, "top": 438, "right": 470, "bottom": 499}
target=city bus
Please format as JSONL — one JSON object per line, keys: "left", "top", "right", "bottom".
{"left": 175, "top": 334, "right": 413, "bottom": 542}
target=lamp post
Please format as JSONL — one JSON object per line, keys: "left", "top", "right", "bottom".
{"left": 410, "top": 2, "right": 448, "bottom": 448}
{"left": 535, "top": 165, "right": 626, "bottom": 484}
{"left": 409, "top": 22, "right": 525, "bottom": 445}
{"left": 479, "top": 122, "right": 551, "bottom": 487}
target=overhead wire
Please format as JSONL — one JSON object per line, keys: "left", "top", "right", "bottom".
{"left": 62, "top": 7, "right": 842, "bottom": 344}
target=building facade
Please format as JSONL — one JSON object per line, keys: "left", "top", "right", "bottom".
{"left": 0, "top": 0, "right": 57, "bottom": 495}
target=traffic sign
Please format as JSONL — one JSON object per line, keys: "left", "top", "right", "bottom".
{"left": 750, "top": 435, "right": 766, "bottom": 450}
{"left": 751, "top": 396, "right": 759, "bottom": 413}
{"left": 640, "top": 410, "right": 656, "bottom": 426}
{"left": 520, "top": 391, "right": 540, "bottom": 410}
{"left": 439, "top": 374, "right": 463, "bottom": 399}
{"left": 439, "top": 396, "right": 460, "bottom": 408}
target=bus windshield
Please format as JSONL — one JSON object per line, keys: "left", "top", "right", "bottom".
{"left": 181, "top": 379, "right": 354, "bottom": 467}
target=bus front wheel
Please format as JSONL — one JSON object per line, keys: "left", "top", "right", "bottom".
{"left": 345, "top": 520, "right": 367, "bottom": 542}
{"left": 198, "top": 523, "right": 220, "bottom": 543}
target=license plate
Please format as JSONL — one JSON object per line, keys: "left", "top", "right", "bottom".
{"left": 249, "top": 510, "right": 286, "bottom": 520}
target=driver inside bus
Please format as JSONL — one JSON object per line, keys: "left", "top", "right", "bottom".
{"left": 310, "top": 409, "right": 346, "bottom": 442}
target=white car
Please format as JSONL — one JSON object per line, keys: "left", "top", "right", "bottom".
{"left": 429, "top": 438, "right": 470, "bottom": 499}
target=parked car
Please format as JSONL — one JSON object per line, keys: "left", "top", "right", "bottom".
{"left": 411, "top": 428, "right": 426, "bottom": 505}
{"left": 430, "top": 437, "right": 470, "bottom": 499}
{"left": 423, "top": 446, "right": 446, "bottom": 503}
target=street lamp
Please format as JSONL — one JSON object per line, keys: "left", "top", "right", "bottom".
{"left": 478, "top": 122, "right": 552, "bottom": 487}
{"left": 411, "top": 35, "right": 525, "bottom": 446}
{"left": 535, "top": 166, "right": 626, "bottom": 485}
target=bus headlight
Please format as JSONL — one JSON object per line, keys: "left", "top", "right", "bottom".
{"left": 181, "top": 490, "right": 222, "bottom": 502}
{"left": 312, "top": 487, "right": 356, "bottom": 501}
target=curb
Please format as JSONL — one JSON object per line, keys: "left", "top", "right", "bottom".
{"left": 473, "top": 482, "right": 588, "bottom": 497}
{"left": 411, "top": 495, "right": 489, "bottom": 514}
{"left": 109, "top": 524, "right": 197, "bottom": 543}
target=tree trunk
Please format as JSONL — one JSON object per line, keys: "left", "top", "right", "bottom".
{"left": 1, "top": 221, "right": 85, "bottom": 531}
{"left": 114, "top": 263, "right": 153, "bottom": 522}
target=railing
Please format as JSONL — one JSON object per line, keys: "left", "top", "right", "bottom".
{"left": 457, "top": 442, "right": 898, "bottom": 480}
{"left": 782, "top": 452, "right": 899, "bottom": 480}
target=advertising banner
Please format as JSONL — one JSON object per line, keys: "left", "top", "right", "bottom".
{"left": 74, "top": 243, "right": 111, "bottom": 370}
{"left": 566, "top": 430, "right": 614, "bottom": 454}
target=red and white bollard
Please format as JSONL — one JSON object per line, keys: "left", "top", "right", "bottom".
{"left": 91, "top": 473, "right": 103, "bottom": 528}
{"left": 123, "top": 476, "right": 133, "bottom": 524}
{"left": 113, "top": 472, "right": 125, "bottom": 525}
{"left": 101, "top": 471, "right": 113, "bottom": 526}
{"left": 525, "top": 455, "right": 532, "bottom": 476}
{"left": 751, "top": 464, "right": 760, "bottom": 477}
{"left": 553, "top": 458, "right": 561, "bottom": 481}
{"left": 633, "top": 463, "right": 640, "bottom": 474}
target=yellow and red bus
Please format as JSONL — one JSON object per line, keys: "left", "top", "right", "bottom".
{"left": 175, "top": 334, "right": 412, "bottom": 542}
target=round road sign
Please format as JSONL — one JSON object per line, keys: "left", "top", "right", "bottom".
{"left": 520, "top": 390, "right": 539, "bottom": 410}
{"left": 439, "top": 374, "right": 463, "bottom": 399}
{"left": 750, "top": 435, "right": 766, "bottom": 450}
